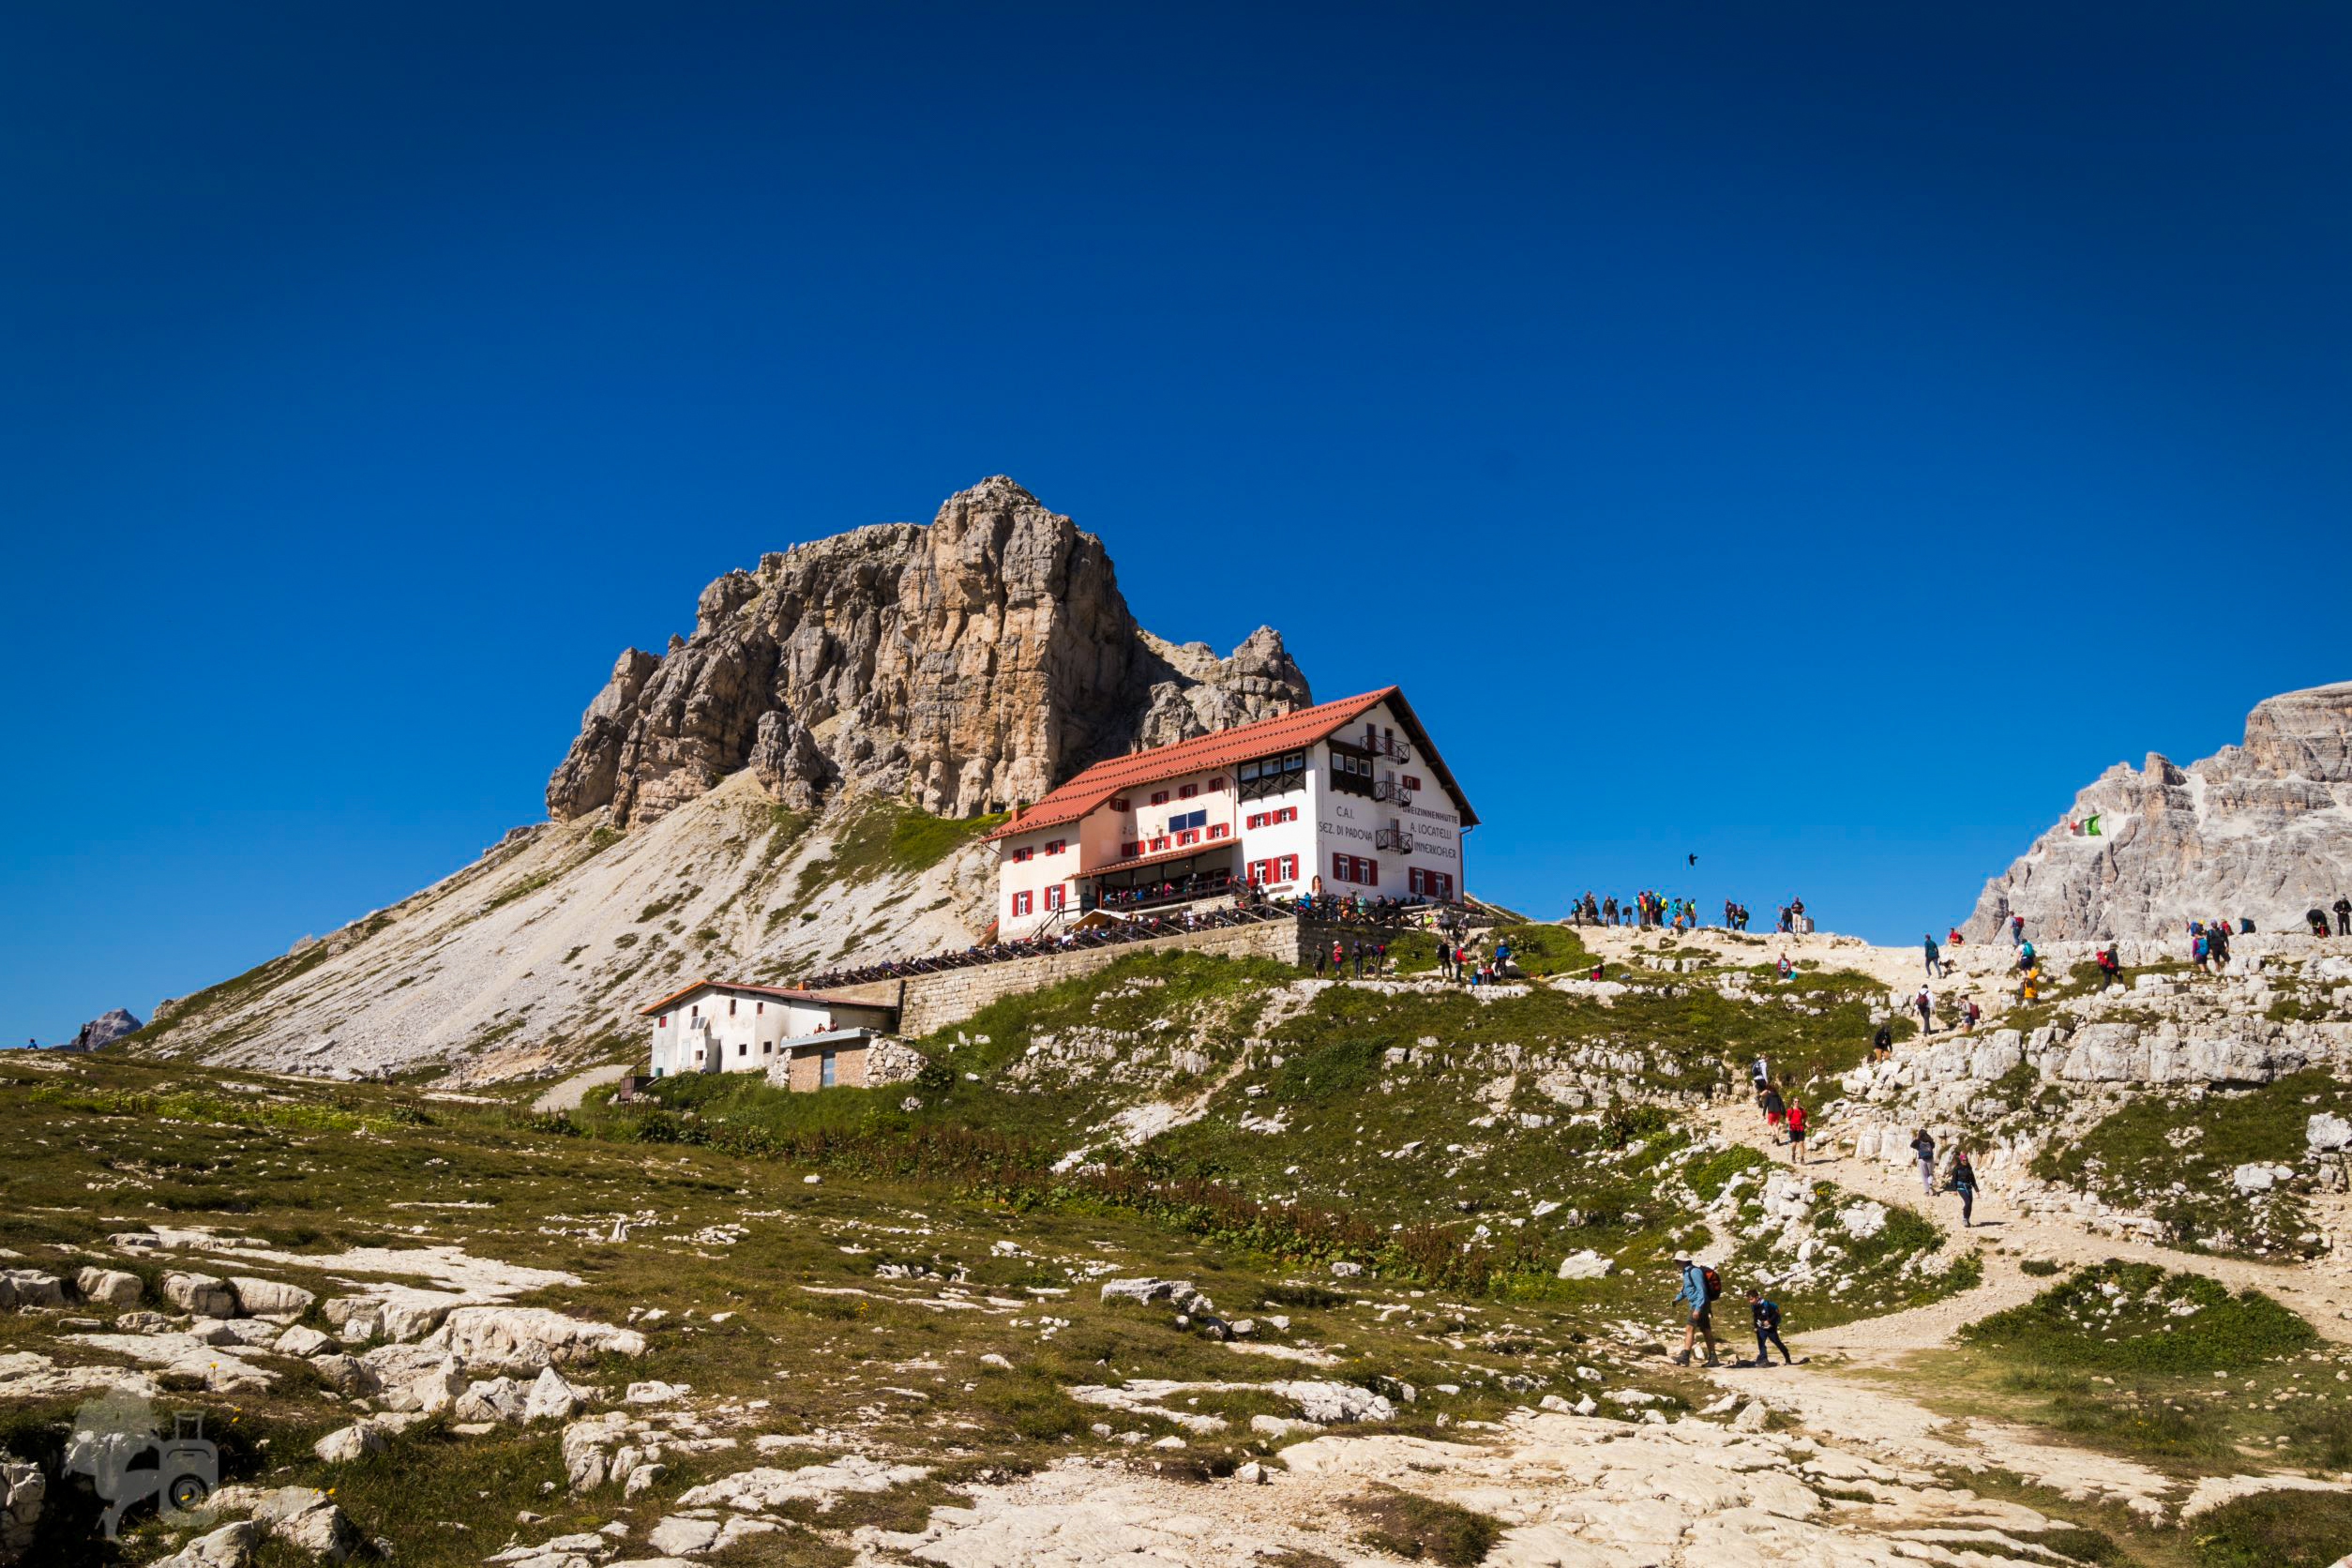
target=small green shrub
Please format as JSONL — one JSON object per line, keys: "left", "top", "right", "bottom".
{"left": 1349, "top": 1487, "right": 1501, "bottom": 1565}
{"left": 2193, "top": 1488, "right": 2352, "bottom": 1567}
{"left": 1961, "top": 1261, "right": 2315, "bottom": 1374}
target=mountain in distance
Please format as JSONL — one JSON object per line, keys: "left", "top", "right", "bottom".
{"left": 1967, "top": 680, "right": 2352, "bottom": 941}
{"left": 127, "top": 478, "right": 1312, "bottom": 1083}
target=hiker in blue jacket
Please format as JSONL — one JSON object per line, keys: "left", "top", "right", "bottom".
{"left": 1670, "top": 1257, "right": 1721, "bottom": 1366}
{"left": 1747, "top": 1289, "right": 1794, "bottom": 1365}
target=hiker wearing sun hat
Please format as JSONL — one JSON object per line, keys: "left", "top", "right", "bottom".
{"left": 1669, "top": 1256, "right": 1723, "bottom": 1366}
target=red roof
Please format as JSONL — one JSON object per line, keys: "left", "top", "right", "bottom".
{"left": 987, "top": 686, "right": 1477, "bottom": 839}
{"left": 636, "top": 979, "right": 897, "bottom": 1018}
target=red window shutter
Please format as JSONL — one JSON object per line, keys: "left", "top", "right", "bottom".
{"left": 1367, "top": 858, "right": 1379, "bottom": 883}
{"left": 658, "top": 1016, "right": 667, "bottom": 1028}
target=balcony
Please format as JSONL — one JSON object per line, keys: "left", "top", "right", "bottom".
{"left": 1375, "top": 826, "right": 1415, "bottom": 855}
{"left": 1384, "top": 736, "right": 1411, "bottom": 763}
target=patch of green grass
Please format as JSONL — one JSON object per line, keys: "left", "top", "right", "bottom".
{"left": 2192, "top": 1489, "right": 2352, "bottom": 1567}
{"left": 1349, "top": 1487, "right": 1502, "bottom": 1565}
{"left": 1684, "top": 1144, "right": 1768, "bottom": 1203}
{"left": 1961, "top": 1262, "right": 2314, "bottom": 1375}
{"left": 2020, "top": 1258, "right": 2062, "bottom": 1276}
{"left": 812, "top": 798, "right": 1010, "bottom": 890}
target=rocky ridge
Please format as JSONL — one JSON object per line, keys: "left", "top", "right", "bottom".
{"left": 1967, "top": 678, "right": 2352, "bottom": 941}
{"left": 546, "top": 475, "right": 1310, "bottom": 828}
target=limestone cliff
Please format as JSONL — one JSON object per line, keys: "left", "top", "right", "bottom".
{"left": 546, "top": 476, "right": 1310, "bottom": 828}
{"left": 1966, "top": 680, "right": 2352, "bottom": 940}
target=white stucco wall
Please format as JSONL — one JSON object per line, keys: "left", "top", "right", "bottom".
{"left": 646, "top": 988, "right": 893, "bottom": 1077}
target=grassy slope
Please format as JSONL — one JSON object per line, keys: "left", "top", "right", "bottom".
{"left": 0, "top": 1048, "right": 1703, "bottom": 1567}
{"left": 2033, "top": 1070, "right": 2352, "bottom": 1259}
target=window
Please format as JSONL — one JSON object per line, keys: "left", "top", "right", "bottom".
{"left": 756, "top": 1001, "right": 763, "bottom": 1014}
{"left": 737, "top": 1041, "right": 746, "bottom": 1056}
{"left": 1013, "top": 890, "right": 1033, "bottom": 916}
{"left": 1150, "top": 835, "right": 1170, "bottom": 852}
{"left": 821, "top": 1048, "right": 837, "bottom": 1089}
{"left": 1208, "top": 823, "right": 1229, "bottom": 840}
{"left": 1046, "top": 884, "right": 1066, "bottom": 911}
{"left": 657, "top": 1015, "right": 668, "bottom": 1028}
{"left": 1150, "top": 790, "right": 1168, "bottom": 806}
{"left": 1331, "top": 853, "right": 1380, "bottom": 885}
{"left": 1283, "top": 750, "right": 1305, "bottom": 772}
{"left": 1177, "top": 829, "right": 1200, "bottom": 846}
{"left": 1238, "top": 761, "right": 1260, "bottom": 782}
{"left": 763, "top": 1041, "right": 774, "bottom": 1053}
{"left": 1209, "top": 776, "right": 1226, "bottom": 791}
{"left": 1013, "top": 846, "right": 1033, "bottom": 863}
{"left": 1110, "top": 796, "right": 1130, "bottom": 812}
{"left": 1045, "top": 838, "right": 1065, "bottom": 855}
{"left": 1248, "top": 854, "right": 1300, "bottom": 884}
{"left": 1122, "top": 840, "right": 1142, "bottom": 857}
{"left": 1179, "top": 783, "right": 1197, "bottom": 800}
{"left": 728, "top": 999, "right": 736, "bottom": 1016}
{"left": 1403, "top": 775, "right": 1423, "bottom": 792}
{"left": 1168, "top": 808, "right": 1207, "bottom": 833}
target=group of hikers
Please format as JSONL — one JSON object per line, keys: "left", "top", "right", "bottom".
{"left": 1568, "top": 891, "right": 1767, "bottom": 933}
{"left": 1670, "top": 1257, "right": 1796, "bottom": 1368}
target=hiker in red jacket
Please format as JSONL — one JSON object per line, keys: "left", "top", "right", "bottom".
{"left": 1785, "top": 1099, "right": 1808, "bottom": 1165}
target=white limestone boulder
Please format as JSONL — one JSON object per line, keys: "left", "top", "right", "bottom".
{"left": 423, "top": 1307, "right": 646, "bottom": 1374}
{"left": 75, "top": 1268, "right": 143, "bottom": 1307}
{"left": 312, "top": 1421, "right": 387, "bottom": 1464}
{"left": 228, "top": 1278, "right": 315, "bottom": 1323}
{"left": 161, "top": 1272, "right": 236, "bottom": 1318}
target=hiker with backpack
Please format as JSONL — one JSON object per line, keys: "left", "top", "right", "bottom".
{"left": 1952, "top": 1150, "right": 1980, "bottom": 1228}
{"left": 1759, "top": 1082, "right": 1786, "bottom": 1141}
{"left": 1922, "top": 933, "right": 1943, "bottom": 977}
{"left": 2010, "top": 913, "right": 2025, "bottom": 947}
{"left": 1671, "top": 1257, "right": 1722, "bottom": 1366}
{"left": 1872, "top": 1021, "right": 1893, "bottom": 1063}
{"left": 1910, "top": 1128, "right": 1937, "bottom": 1196}
{"left": 1785, "top": 1098, "right": 1808, "bottom": 1164}
{"left": 1747, "top": 1289, "right": 1794, "bottom": 1366}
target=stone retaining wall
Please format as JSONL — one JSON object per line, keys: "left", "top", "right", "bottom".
{"left": 825, "top": 917, "right": 1364, "bottom": 1036}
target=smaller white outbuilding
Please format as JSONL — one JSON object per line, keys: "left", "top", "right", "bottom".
{"left": 639, "top": 980, "right": 897, "bottom": 1080}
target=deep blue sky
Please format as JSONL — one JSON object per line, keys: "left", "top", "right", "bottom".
{"left": 6, "top": 4, "right": 2347, "bottom": 1041}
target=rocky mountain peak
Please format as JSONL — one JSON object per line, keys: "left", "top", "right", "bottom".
{"left": 1967, "top": 679, "right": 2352, "bottom": 940}
{"left": 545, "top": 479, "right": 1312, "bottom": 828}
{"left": 62, "top": 1008, "right": 142, "bottom": 1052}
